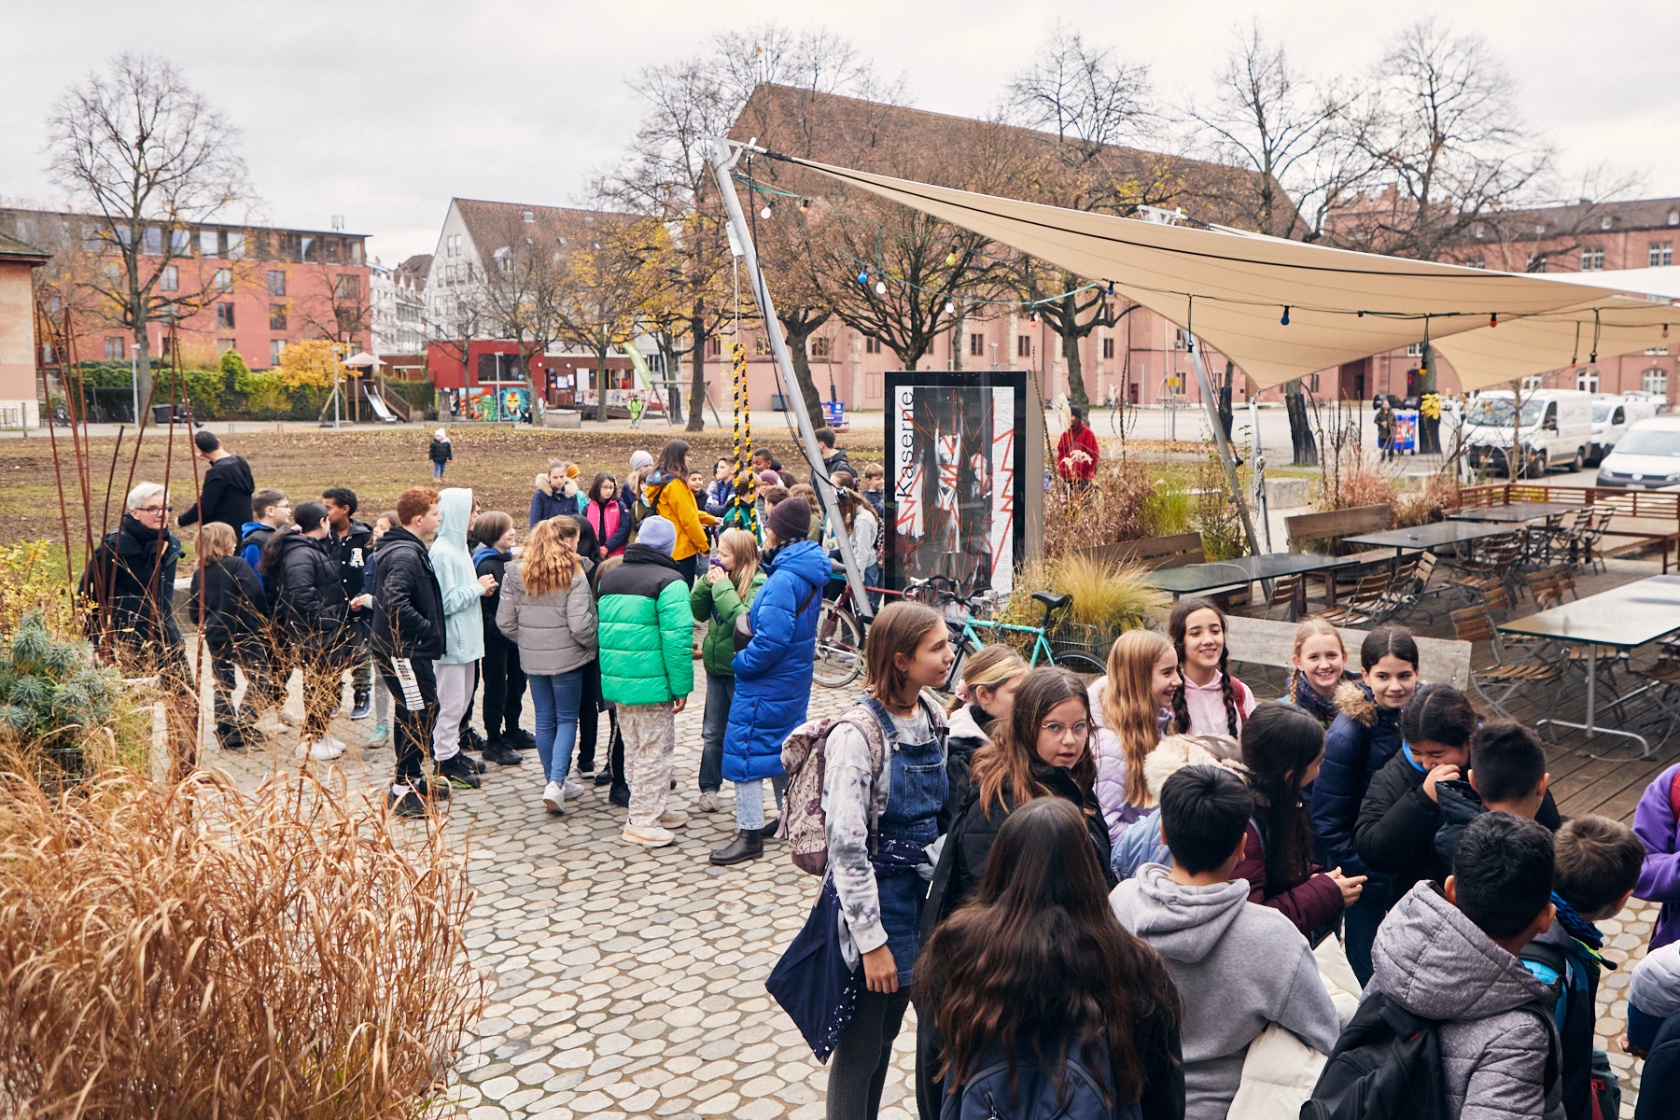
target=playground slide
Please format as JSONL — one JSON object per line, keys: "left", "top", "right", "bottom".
{"left": 363, "top": 386, "right": 399, "bottom": 424}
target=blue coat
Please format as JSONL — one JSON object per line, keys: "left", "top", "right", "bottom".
{"left": 724, "top": 538, "right": 829, "bottom": 783}
{"left": 1309, "top": 680, "right": 1404, "bottom": 879}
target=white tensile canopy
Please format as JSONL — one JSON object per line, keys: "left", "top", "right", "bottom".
{"left": 773, "top": 155, "right": 1680, "bottom": 391}
{"left": 342, "top": 351, "right": 383, "bottom": 368}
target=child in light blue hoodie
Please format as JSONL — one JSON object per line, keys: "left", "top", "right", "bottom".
{"left": 429, "top": 488, "right": 495, "bottom": 789}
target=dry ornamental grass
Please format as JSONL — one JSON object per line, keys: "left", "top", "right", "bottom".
{"left": 0, "top": 766, "right": 483, "bottom": 1119}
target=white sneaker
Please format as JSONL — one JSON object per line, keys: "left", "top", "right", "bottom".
{"left": 323, "top": 733, "right": 348, "bottom": 753}
{"left": 563, "top": 779, "right": 588, "bottom": 799}
{"left": 623, "top": 823, "right": 676, "bottom": 847}
{"left": 296, "top": 738, "right": 345, "bottom": 761}
{"left": 657, "top": 808, "right": 690, "bottom": 829}
{"left": 542, "top": 781, "right": 565, "bottom": 815}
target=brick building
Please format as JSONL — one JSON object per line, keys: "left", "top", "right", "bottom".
{"left": 0, "top": 231, "right": 49, "bottom": 428}
{"left": 0, "top": 206, "right": 371, "bottom": 373}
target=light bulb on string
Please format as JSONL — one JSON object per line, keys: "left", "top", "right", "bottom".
{"left": 1280, "top": 306, "right": 1291, "bottom": 326}
{"left": 874, "top": 280, "right": 887, "bottom": 295}
{"left": 944, "top": 300, "right": 955, "bottom": 314}
{"left": 1666, "top": 324, "right": 1671, "bottom": 339}
{"left": 946, "top": 251, "right": 958, "bottom": 266}
{"left": 759, "top": 205, "right": 772, "bottom": 220}
{"left": 799, "top": 199, "right": 810, "bottom": 215}
{"left": 1105, "top": 281, "right": 1115, "bottom": 296}
{"left": 856, "top": 270, "right": 869, "bottom": 286}
{"left": 1489, "top": 313, "right": 1498, "bottom": 328}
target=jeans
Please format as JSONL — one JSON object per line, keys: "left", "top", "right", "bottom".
{"left": 675, "top": 553, "right": 699, "bottom": 586}
{"left": 527, "top": 669, "right": 584, "bottom": 784}
{"left": 698, "top": 673, "right": 733, "bottom": 792}
{"left": 432, "top": 460, "right": 446, "bottom": 479}
{"left": 735, "top": 776, "right": 787, "bottom": 831}
{"left": 481, "top": 633, "right": 525, "bottom": 739}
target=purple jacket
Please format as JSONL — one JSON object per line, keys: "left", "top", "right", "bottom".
{"left": 1635, "top": 762, "right": 1680, "bottom": 951}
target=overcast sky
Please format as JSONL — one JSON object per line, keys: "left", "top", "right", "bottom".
{"left": 3, "top": 0, "right": 1677, "bottom": 267}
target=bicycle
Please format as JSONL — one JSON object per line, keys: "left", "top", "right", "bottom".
{"left": 811, "top": 575, "right": 894, "bottom": 689}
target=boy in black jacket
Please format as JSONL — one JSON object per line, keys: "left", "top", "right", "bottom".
{"left": 371, "top": 487, "right": 449, "bottom": 817}
{"left": 321, "top": 487, "right": 375, "bottom": 720}
{"left": 1432, "top": 720, "right": 1562, "bottom": 868}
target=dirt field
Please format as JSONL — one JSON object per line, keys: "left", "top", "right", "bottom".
{"left": 0, "top": 425, "right": 890, "bottom": 565}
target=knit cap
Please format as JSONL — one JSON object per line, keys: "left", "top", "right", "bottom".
{"left": 768, "top": 497, "right": 811, "bottom": 541}
{"left": 637, "top": 515, "right": 677, "bottom": 555}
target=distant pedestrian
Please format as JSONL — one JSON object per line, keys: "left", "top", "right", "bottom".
{"left": 1056, "top": 405, "right": 1099, "bottom": 488}
{"left": 1375, "top": 397, "right": 1398, "bottom": 461}
{"left": 627, "top": 393, "right": 645, "bottom": 427}
{"left": 177, "top": 430, "right": 255, "bottom": 530}
{"left": 428, "top": 428, "right": 453, "bottom": 479}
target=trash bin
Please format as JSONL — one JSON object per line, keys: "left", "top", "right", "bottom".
{"left": 152, "top": 404, "right": 174, "bottom": 425}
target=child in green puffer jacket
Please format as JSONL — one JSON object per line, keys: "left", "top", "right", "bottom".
{"left": 690, "top": 529, "right": 767, "bottom": 825}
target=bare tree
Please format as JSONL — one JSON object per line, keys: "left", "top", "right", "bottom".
{"left": 294, "top": 263, "right": 371, "bottom": 347}
{"left": 475, "top": 213, "right": 567, "bottom": 416}
{"left": 46, "top": 53, "right": 253, "bottom": 416}
{"left": 552, "top": 217, "right": 662, "bottom": 423}
{"left": 1006, "top": 25, "right": 1154, "bottom": 171}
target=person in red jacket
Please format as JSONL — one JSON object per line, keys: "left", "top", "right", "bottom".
{"left": 1056, "top": 405, "right": 1099, "bottom": 488}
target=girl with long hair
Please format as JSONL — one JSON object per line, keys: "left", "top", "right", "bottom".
{"left": 585, "top": 472, "right": 631, "bottom": 561}
{"left": 1236, "top": 703, "right": 1364, "bottom": 939}
{"left": 692, "top": 528, "right": 767, "bottom": 856}
{"left": 916, "top": 798, "right": 1184, "bottom": 1120}
{"left": 824, "top": 486, "right": 881, "bottom": 602}
{"left": 645, "top": 438, "right": 719, "bottom": 584}
{"left": 942, "top": 645, "right": 1029, "bottom": 828}
{"left": 822, "top": 601, "right": 952, "bottom": 1120}
{"left": 1168, "top": 597, "right": 1256, "bottom": 738}
{"left": 1089, "top": 629, "right": 1181, "bottom": 845}
{"left": 1308, "top": 624, "right": 1421, "bottom": 983}
{"left": 497, "top": 516, "right": 598, "bottom": 815}
{"left": 1284, "top": 618, "right": 1358, "bottom": 727}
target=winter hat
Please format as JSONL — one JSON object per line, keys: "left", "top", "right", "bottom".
{"left": 629, "top": 450, "right": 654, "bottom": 472}
{"left": 767, "top": 496, "right": 811, "bottom": 542}
{"left": 434, "top": 428, "right": 448, "bottom": 440}
{"left": 637, "top": 515, "right": 677, "bottom": 555}
{"left": 757, "top": 470, "right": 781, "bottom": 487}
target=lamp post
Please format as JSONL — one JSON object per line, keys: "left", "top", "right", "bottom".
{"left": 129, "top": 343, "right": 139, "bottom": 426}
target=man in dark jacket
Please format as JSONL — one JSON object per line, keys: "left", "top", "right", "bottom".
{"left": 178, "top": 431, "right": 255, "bottom": 530}
{"left": 321, "top": 487, "right": 376, "bottom": 720}
{"left": 815, "top": 426, "right": 853, "bottom": 482}
{"left": 371, "top": 486, "right": 449, "bottom": 817}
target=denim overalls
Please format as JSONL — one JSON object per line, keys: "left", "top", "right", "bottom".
{"left": 863, "top": 697, "right": 947, "bottom": 987}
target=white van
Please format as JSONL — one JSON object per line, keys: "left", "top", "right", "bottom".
{"left": 1595, "top": 416, "right": 1680, "bottom": 489}
{"left": 1464, "top": 389, "right": 1595, "bottom": 477}
{"left": 1590, "top": 395, "right": 1661, "bottom": 465}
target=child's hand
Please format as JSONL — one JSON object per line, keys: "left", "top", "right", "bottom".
{"left": 862, "top": 945, "right": 899, "bottom": 993}
{"left": 477, "top": 574, "right": 498, "bottom": 595}
{"left": 1327, "top": 867, "right": 1367, "bottom": 907}
{"left": 1422, "top": 764, "right": 1460, "bottom": 803}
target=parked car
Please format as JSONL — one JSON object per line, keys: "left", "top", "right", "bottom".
{"left": 1589, "top": 394, "right": 1660, "bottom": 465}
{"left": 1595, "top": 416, "right": 1680, "bottom": 489}
{"left": 1463, "top": 388, "right": 1594, "bottom": 477}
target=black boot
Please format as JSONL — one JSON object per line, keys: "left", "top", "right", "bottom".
{"left": 709, "top": 829, "right": 764, "bottom": 866}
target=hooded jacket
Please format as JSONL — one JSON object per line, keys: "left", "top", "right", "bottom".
{"left": 595, "top": 543, "right": 694, "bottom": 706}
{"left": 320, "top": 518, "right": 374, "bottom": 601}
{"left": 472, "top": 543, "right": 511, "bottom": 637}
{"left": 725, "top": 537, "right": 829, "bottom": 783}
{"left": 529, "top": 473, "right": 586, "bottom": 527}
{"left": 428, "top": 489, "right": 486, "bottom": 664}
{"left": 177, "top": 454, "right": 254, "bottom": 529}
{"left": 1310, "top": 681, "right": 1404, "bottom": 881}
{"left": 1431, "top": 778, "right": 1563, "bottom": 874}
{"left": 81, "top": 514, "right": 184, "bottom": 652}
{"left": 239, "top": 521, "right": 278, "bottom": 586}
{"left": 1104, "top": 720, "right": 1222, "bottom": 874}
{"left": 940, "top": 702, "right": 993, "bottom": 832}
{"left": 1283, "top": 669, "right": 1360, "bottom": 728}
{"left": 369, "top": 525, "right": 445, "bottom": 661}
{"left": 1364, "top": 882, "right": 1565, "bottom": 1120}
{"left": 645, "top": 470, "right": 714, "bottom": 562}
{"left": 1110, "top": 863, "right": 1340, "bottom": 1120}
{"left": 428, "top": 436, "right": 452, "bottom": 464}
{"left": 188, "top": 555, "right": 266, "bottom": 648}
{"left": 496, "top": 561, "right": 597, "bottom": 676}
{"left": 1634, "top": 762, "right": 1680, "bottom": 952}
{"left": 690, "top": 567, "right": 764, "bottom": 678}
{"left": 267, "top": 532, "right": 349, "bottom": 646}
{"left": 586, "top": 494, "right": 631, "bottom": 557}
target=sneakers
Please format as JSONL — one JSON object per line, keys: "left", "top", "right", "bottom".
{"left": 593, "top": 769, "right": 614, "bottom": 787}
{"left": 411, "top": 776, "right": 450, "bottom": 801}
{"left": 563, "top": 779, "right": 589, "bottom": 799}
{"left": 349, "top": 691, "right": 372, "bottom": 720}
{"left": 437, "top": 754, "right": 482, "bottom": 789}
{"left": 657, "top": 808, "right": 690, "bottom": 829}
{"left": 710, "top": 829, "right": 764, "bottom": 865}
{"left": 697, "top": 791, "right": 721, "bottom": 814}
{"left": 460, "top": 726, "right": 487, "bottom": 753}
{"left": 577, "top": 759, "right": 596, "bottom": 775}
{"left": 297, "top": 737, "right": 345, "bottom": 761}
{"left": 367, "top": 722, "right": 390, "bottom": 748}
{"left": 469, "top": 754, "right": 489, "bottom": 774}
{"left": 507, "top": 728, "right": 537, "bottom": 750}
{"left": 482, "top": 739, "right": 524, "bottom": 767}
{"left": 388, "top": 788, "right": 428, "bottom": 818}
{"left": 542, "top": 780, "right": 565, "bottom": 815}
{"left": 277, "top": 708, "right": 301, "bottom": 728}
{"left": 622, "top": 823, "right": 676, "bottom": 847}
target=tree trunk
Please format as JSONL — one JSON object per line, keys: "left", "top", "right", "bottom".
{"left": 782, "top": 321, "right": 826, "bottom": 432}
{"left": 1059, "top": 295, "right": 1089, "bottom": 410}
{"left": 1284, "top": 379, "right": 1319, "bottom": 466}
{"left": 132, "top": 322, "right": 153, "bottom": 428}
{"left": 686, "top": 308, "right": 707, "bottom": 433}
{"left": 1217, "top": 360, "right": 1235, "bottom": 441}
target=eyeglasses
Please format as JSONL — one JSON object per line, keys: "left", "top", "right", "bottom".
{"left": 137, "top": 504, "right": 173, "bottom": 514}
{"left": 1041, "top": 720, "right": 1090, "bottom": 740}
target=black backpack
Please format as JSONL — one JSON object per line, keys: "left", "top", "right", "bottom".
{"left": 942, "top": 1040, "right": 1139, "bottom": 1120}
{"left": 1300, "top": 993, "right": 1451, "bottom": 1120}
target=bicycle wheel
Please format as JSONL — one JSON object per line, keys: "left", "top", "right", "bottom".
{"left": 812, "top": 603, "right": 864, "bottom": 689}
{"left": 1052, "top": 652, "right": 1106, "bottom": 680}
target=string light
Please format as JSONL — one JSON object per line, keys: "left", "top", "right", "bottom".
{"left": 1280, "top": 306, "right": 1291, "bottom": 326}
{"left": 799, "top": 199, "right": 810, "bottom": 215}
{"left": 856, "top": 270, "right": 869, "bottom": 286}
{"left": 759, "top": 205, "right": 772, "bottom": 220}
{"left": 1106, "top": 281, "right": 1115, "bottom": 296}
{"left": 1489, "top": 313, "right": 1498, "bottom": 328}
{"left": 946, "top": 251, "right": 958, "bottom": 266}
{"left": 874, "top": 280, "right": 887, "bottom": 295}
{"left": 944, "top": 300, "right": 955, "bottom": 314}
{"left": 1666, "top": 323, "right": 1672, "bottom": 338}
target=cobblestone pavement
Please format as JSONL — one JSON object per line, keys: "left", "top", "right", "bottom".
{"left": 207, "top": 675, "right": 1656, "bottom": 1119}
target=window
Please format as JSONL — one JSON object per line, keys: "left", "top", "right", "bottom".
{"left": 1472, "top": 223, "right": 1485, "bottom": 239}
{"left": 1102, "top": 337, "right": 1115, "bottom": 359}
{"left": 200, "top": 229, "right": 219, "bottom": 256}
{"left": 1576, "top": 367, "right": 1599, "bottom": 393}
{"left": 268, "top": 270, "right": 286, "bottom": 296}
{"left": 213, "top": 268, "right": 232, "bottom": 291}
{"left": 707, "top": 336, "right": 722, "bottom": 357}
{"left": 270, "top": 340, "right": 285, "bottom": 367}
{"left": 269, "top": 304, "right": 287, "bottom": 330}
{"left": 447, "top": 233, "right": 461, "bottom": 258}
{"left": 104, "top": 337, "right": 125, "bottom": 360}
{"left": 1173, "top": 328, "right": 1191, "bottom": 350}
{"left": 335, "top": 274, "right": 361, "bottom": 300}
{"left": 1652, "top": 242, "right": 1674, "bottom": 268}
{"left": 810, "top": 337, "right": 831, "bottom": 358}
{"left": 300, "top": 236, "right": 316, "bottom": 262}
{"left": 350, "top": 242, "right": 362, "bottom": 266}
{"left": 226, "top": 231, "right": 245, "bottom": 260}
{"left": 335, "top": 306, "right": 358, "bottom": 334}
{"left": 1016, "top": 335, "right": 1031, "bottom": 358}
{"left": 1646, "top": 368, "right": 1670, "bottom": 398}
{"left": 1582, "top": 247, "right": 1605, "bottom": 270}
{"left": 1465, "top": 256, "right": 1486, "bottom": 269}
{"left": 216, "top": 302, "right": 235, "bottom": 328}
{"left": 170, "top": 229, "right": 191, "bottom": 254}
{"left": 865, "top": 336, "right": 882, "bottom": 354}
{"left": 1671, "top": 209, "right": 1679, "bottom": 227}
{"left": 1406, "top": 342, "right": 1423, "bottom": 357}
{"left": 141, "top": 226, "right": 163, "bottom": 255}
{"left": 1646, "top": 346, "right": 1670, "bottom": 357}
{"left": 39, "top": 344, "right": 56, "bottom": 365}
{"left": 755, "top": 337, "right": 770, "bottom": 356}
{"left": 969, "top": 331, "right": 984, "bottom": 357}
{"left": 1601, "top": 215, "right": 1615, "bottom": 231}
{"left": 522, "top": 210, "right": 534, "bottom": 223}
{"left": 217, "top": 338, "right": 236, "bottom": 356}
{"left": 159, "top": 265, "right": 179, "bottom": 292}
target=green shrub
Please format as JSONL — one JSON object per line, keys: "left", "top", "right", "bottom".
{"left": 219, "top": 348, "right": 251, "bottom": 380}
{"left": 72, "top": 361, "right": 135, "bottom": 389}
{"left": 0, "top": 610, "right": 139, "bottom": 777}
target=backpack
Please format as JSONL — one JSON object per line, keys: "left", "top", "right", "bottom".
{"left": 1300, "top": 993, "right": 1451, "bottom": 1120}
{"left": 780, "top": 695, "right": 941, "bottom": 875}
{"left": 1521, "top": 940, "right": 1617, "bottom": 1120}
{"left": 941, "top": 1040, "right": 1137, "bottom": 1120}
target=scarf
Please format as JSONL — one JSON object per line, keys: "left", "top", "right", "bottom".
{"left": 1290, "top": 671, "right": 1347, "bottom": 726}
{"left": 1551, "top": 891, "right": 1611, "bottom": 971}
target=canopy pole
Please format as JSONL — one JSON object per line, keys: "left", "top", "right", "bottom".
{"left": 1187, "top": 335, "right": 1264, "bottom": 556}
{"left": 706, "top": 137, "right": 875, "bottom": 620}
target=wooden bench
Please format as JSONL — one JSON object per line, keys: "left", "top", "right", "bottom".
{"left": 1225, "top": 615, "right": 1471, "bottom": 691}
{"left": 1076, "top": 532, "right": 1206, "bottom": 571}
{"left": 1284, "top": 504, "right": 1393, "bottom": 556}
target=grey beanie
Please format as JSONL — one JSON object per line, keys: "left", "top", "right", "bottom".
{"left": 630, "top": 450, "right": 654, "bottom": 472}
{"left": 637, "top": 515, "right": 677, "bottom": 555}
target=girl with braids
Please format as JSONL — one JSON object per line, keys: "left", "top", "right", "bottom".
{"left": 916, "top": 798, "right": 1184, "bottom": 1120}
{"left": 1088, "top": 629, "right": 1180, "bottom": 845}
{"left": 1234, "top": 703, "right": 1365, "bottom": 940}
{"left": 1308, "top": 624, "right": 1420, "bottom": 984}
{"left": 1283, "top": 618, "right": 1359, "bottom": 728}
{"left": 1168, "top": 597, "right": 1256, "bottom": 738}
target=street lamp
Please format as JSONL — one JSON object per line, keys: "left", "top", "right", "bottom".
{"left": 129, "top": 343, "right": 139, "bottom": 426}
